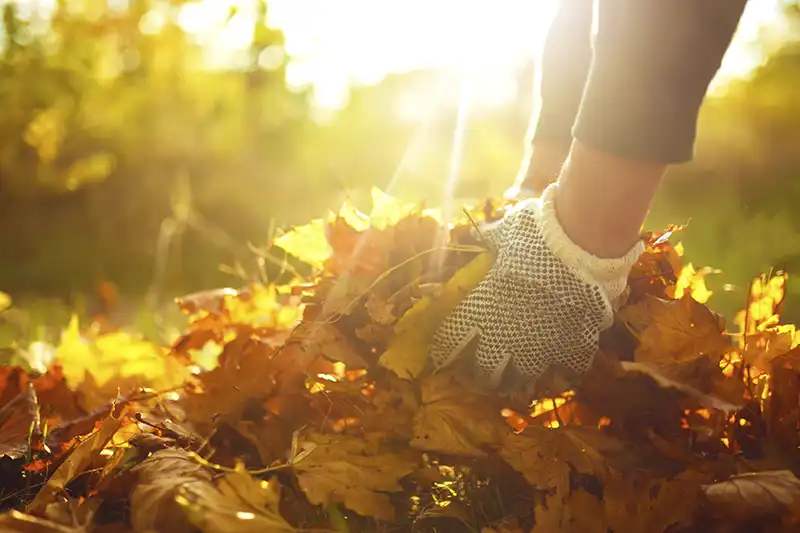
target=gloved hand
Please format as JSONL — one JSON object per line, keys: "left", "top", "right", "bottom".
{"left": 429, "top": 183, "right": 644, "bottom": 393}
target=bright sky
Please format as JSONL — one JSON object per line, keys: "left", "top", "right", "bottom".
{"left": 184, "top": 0, "right": 783, "bottom": 108}
{"left": 12, "top": 0, "right": 786, "bottom": 108}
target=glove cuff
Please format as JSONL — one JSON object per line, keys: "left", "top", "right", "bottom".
{"left": 539, "top": 183, "right": 644, "bottom": 306}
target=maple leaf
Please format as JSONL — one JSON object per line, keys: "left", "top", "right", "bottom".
{"left": 670, "top": 262, "right": 717, "bottom": 303}
{"left": 274, "top": 218, "right": 330, "bottom": 270}
{"left": 56, "top": 315, "right": 188, "bottom": 394}
{"left": 741, "top": 325, "right": 797, "bottom": 372}
{"left": 177, "top": 465, "right": 295, "bottom": 533}
{"left": 702, "top": 470, "right": 800, "bottom": 519}
{"left": 618, "top": 294, "right": 730, "bottom": 366}
{"left": 603, "top": 469, "right": 710, "bottom": 533}
{"left": 28, "top": 405, "right": 130, "bottom": 514}
{"left": 287, "top": 322, "right": 368, "bottom": 369}
{"left": 379, "top": 251, "right": 492, "bottom": 379}
{"left": 129, "top": 448, "right": 213, "bottom": 533}
{"left": 0, "top": 385, "right": 38, "bottom": 460}
{"left": 500, "top": 426, "right": 622, "bottom": 532}
{"left": 291, "top": 432, "right": 419, "bottom": 521}
{"left": 410, "top": 372, "right": 508, "bottom": 458}
{"left": 181, "top": 337, "right": 277, "bottom": 427}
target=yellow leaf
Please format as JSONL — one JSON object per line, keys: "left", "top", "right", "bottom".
{"left": 0, "top": 291, "right": 11, "bottom": 313}
{"left": 292, "top": 433, "right": 418, "bottom": 521}
{"left": 64, "top": 153, "right": 115, "bottom": 191}
{"left": 379, "top": 252, "right": 492, "bottom": 378}
{"left": 672, "top": 262, "right": 715, "bottom": 304}
{"left": 410, "top": 372, "right": 507, "bottom": 458}
{"left": 369, "top": 187, "right": 416, "bottom": 230}
{"left": 338, "top": 198, "right": 370, "bottom": 231}
{"left": 56, "top": 315, "right": 187, "bottom": 392}
{"left": 273, "top": 218, "right": 330, "bottom": 270}
{"left": 226, "top": 284, "right": 303, "bottom": 331}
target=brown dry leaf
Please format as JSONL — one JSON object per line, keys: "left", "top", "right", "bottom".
{"left": 181, "top": 337, "right": 277, "bottom": 427}
{"left": 27, "top": 405, "right": 129, "bottom": 514}
{"left": 500, "top": 426, "right": 622, "bottom": 532}
{"left": 481, "top": 517, "right": 527, "bottom": 533}
{"left": 767, "top": 363, "right": 799, "bottom": 453}
{"left": 292, "top": 432, "right": 419, "bottom": 521}
{"left": 410, "top": 372, "right": 508, "bottom": 458}
{"left": 365, "top": 294, "right": 396, "bottom": 325}
{"left": 702, "top": 470, "right": 800, "bottom": 518}
{"left": 500, "top": 427, "right": 619, "bottom": 488}
{"left": 604, "top": 469, "right": 708, "bottom": 533}
{"left": 288, "top": 322, "right": 368, "bottom": 369}
{"left": 129, "top": 448, "right": 213, "bottom": 533}
{"left": 0, "top": 385, "right": 38, "bottom": 460}
{"left": 742, "top": 326, "right": 796, "bottom": 372}
{"left": 618, "top": 294, "right": 729, "bottom": 365}
{"left": 177, "top": 465, "right": 295, "bottom": 533}
{"left": 379, "top": 252, "right": 492, "bottom": 379}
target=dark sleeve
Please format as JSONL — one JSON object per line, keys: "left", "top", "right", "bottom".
{"left": 531, "top": 0, "right": 594, "bottom": 147}
{"left": 573, "top": 0, "right": 748, "bottom": 163}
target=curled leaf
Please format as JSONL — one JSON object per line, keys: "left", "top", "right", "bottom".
{"left": 702, "top": 470, "right": 800, "bottom": 517}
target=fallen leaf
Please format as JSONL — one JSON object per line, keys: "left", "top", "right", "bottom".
{"left": 410, "top": 372, "right": 507, "bottom": 458}
{"left": 0, "top": 385, "right": 38, "bottom": 460}
{"left": 605, "top": 469, "right": 708, "bottom": 533}
{"left": 0, "top": 509, "right": 87, "bottom": 532}
{"left": 292, "top": 432, "right": 419, "bottom": 521}
{"left": 500, "top": 426, "right": 622, "bottom": 532}
{"left": 702, "top": 470, "right": 800, "bottom": 518}
{"left": 379, "top": 251, "right": 492, "bottom": 378}
{"left": 56, "top": 315, "right": 188, "bottom": 393}
{"left": 618, "top": 295, "right": 729, "bottom": 366}
{"left": 129, "top": 448, "right": 213, "bottom": 533}
{"left": 274, "top": 218, "right": 330, "bottom": 270}
{"left": 181, "top": 337, "right": 277, "bottom": 427}
{"left": 28, "top": 405, "right": 129, "bottom": 514}
{"left": 742, "top": 326, "right": 797, "bottom": 372}
{"left": 177, "top": 465, "right": 295, "bottom": 533}
{"left": 288, "top": 322, "right": 368, "bottom": 369}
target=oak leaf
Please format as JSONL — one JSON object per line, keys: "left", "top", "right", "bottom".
{"left": 379, "top": 252, "right": 492, "bottom": 379}
{"left": 292, "top": 432, "right": 419, "bottom": 521}
{"left": 410, "top": 372, "right": 507, "bottom": 458}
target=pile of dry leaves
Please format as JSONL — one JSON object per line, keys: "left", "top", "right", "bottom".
{"left": 1, "top": 190, "right": 799, "bottom": 533}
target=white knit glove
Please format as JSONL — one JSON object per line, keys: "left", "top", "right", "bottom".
{"left": 429, "top": 184, "right": 644, "bottom": 391}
